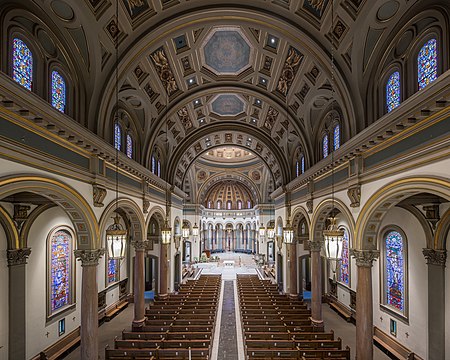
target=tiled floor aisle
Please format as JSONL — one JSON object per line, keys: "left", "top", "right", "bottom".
{"left": 217, "top": 281, "right": 238, "bottom": 359}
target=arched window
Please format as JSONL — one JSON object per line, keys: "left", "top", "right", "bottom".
{"left": 217, "top": 200, "right": 221, "bottom": 210}
{"left": 237, "top": 200, "right": 242, "bottom": 210}
{"left": 383, "top": 229, "right": 407, "bottom": 315}
{"left": 47, "top": 227, "right": 74, "bottom": 316}
{"left": 296, "top": 160, "right": 300, "bottom": 177}
{"left": 51, "top": 70, "right": 66, "bottom": 113}
{"left": 151, "top": 155, "right": 156, "bottom": 173}
{"left": 322, "top": 134, "right": 329, "bottom": 158}
{"left": 157, "top": 160, "right": 161, "bottom": 177}
{"left": 114, "top": 123, "right": 122, "bottom": 151}
{"left": 126, "top": 134, "right": 133, "bottom": 158}
{"left": 247, "top": 200, "right": 251, "bottom": 209}
{"left": 207, "top": 201, "right": 212, "bottom": 209}
{"left": 386, "top": 71, "right": 400, "bottom": 112}
{"left": 333, "top": 124, "right": 340, "bottom": 150}
{"left": 418, "top": 38, "right": 437, "bottom": 90}
{"left": 107, "top": 258, "right": 119, "bottom": 284}
{"left": 13, "top": 38, "right": 33, "bottom": 90}
{"left": 339, "top": 227, "right": 350, "bottom": 286}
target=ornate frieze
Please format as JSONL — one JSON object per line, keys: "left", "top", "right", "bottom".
{"left": 350, "top": 249, "right": 379, "bottom": 267}
{"left": 276, "top": 47, "right": 303, "bottom": 96}
{"left": 150, "top": 47, "right": 179, "bottom": 96}
{"left": 74, "top": 248, "right": 105, "bottom": 266}
{"left": 422, "top": 248, "right": 447, "bottom": 266}
{"left": 7, "top": 248, "right": 31, "bottom": 266}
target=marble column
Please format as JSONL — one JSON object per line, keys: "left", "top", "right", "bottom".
{"left": 422, "top": 248, "right": 447, "bottom": 360}
{"left": 7, "top": 248, "right": 31, "bottom": 360}
{"left": 132, "top": 240, "right": 147, "bottom": 329}
{"left": 159, "top": 243, "right": 169, "bottom": 296}
{"left": 74, "top": 249, "right": 105, "bottom": 360}
{"left": 288, "top": 243, "right": 297, "bottom": 297}
{"left": 309, "top": 241, "right": 323, "bottom": 327}
{"left": 351, "top": 249, "right": 379, "bottom": 360}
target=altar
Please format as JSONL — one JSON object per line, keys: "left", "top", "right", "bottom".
{"left": 223, "top": 260, "right": 235, "bottom": 267}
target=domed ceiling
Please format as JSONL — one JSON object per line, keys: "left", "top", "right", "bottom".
{"left": 203, "top": 180, "right": 255, "bottom": 210}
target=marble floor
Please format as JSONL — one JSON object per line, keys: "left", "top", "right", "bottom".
{"left": 63, "top": 253, "right": 389, "bottom": 360}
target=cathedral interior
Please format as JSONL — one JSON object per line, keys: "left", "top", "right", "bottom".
{"left": 0, "top": 0, "right": 449, "bottom": 359}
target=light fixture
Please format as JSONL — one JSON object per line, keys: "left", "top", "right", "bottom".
{"left": 182, "top": 221, "right": 190, "bottom": 239}
{"left": 106, "top": 215, "right": 127, "bottom": 258}
{"left": 322, "top": 0, "right": 344, "bottom": 266}
{"left": 259, "top": 226, "right": 266, "bottom": 238}
{"left": 283, "top": 218, "right": 294, "bottom": 244}
{"left": 162, "top": 92, "right": 172, "bottom": 245}
{"left": 107, "top": 0, "right": 127, "bottom": 259}
{"left": 192, "top": 222, "right": 199, "bottom": 237}
{"left": 161, "top": 218, "right": 172, "bottom": 245}
{"left": 267, "top": 223, "right": 275, "bottom": 240}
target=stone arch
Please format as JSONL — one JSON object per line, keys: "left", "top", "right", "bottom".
{"left": 434, "top": 208, "right": 450, "bottom": 250}
{"left": 355, "top": 177, "right": 450, "bottom": 250}
{"left": 0, "top": 175, "right": 99, "bottom": 249}
{"left": 291, "top": 205, "right": 310, "bottom": 242}
{"left": 0, "top": 205, "right": 19, "bottom": 249}
{"left": 99, "top": 198, "right": 145, "bottom": 244}
{"left": 310, "top": 198, "right": 355, "bottom": 244}
{"left": 147, "top": 206, "right": 166, "bottom": 229}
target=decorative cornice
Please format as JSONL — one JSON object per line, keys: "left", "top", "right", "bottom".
{"left": 308, "top": 240, "right": 322, "bottom": 252}
{"left": 131, "top": 240, "right": 148, "bottom": 251}
{"left": 422, "top": 248, "right": 447, "bottom": 266}
{"left": 350, "top": 249, "right": 379, "bottom": 267}
{"left": 74, "top": 249, "right": 105, "bottom": 266}
{"left": 7, "top": 248, "right": 31, "bottom": 266}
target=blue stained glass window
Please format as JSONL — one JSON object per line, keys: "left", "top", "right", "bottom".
{"left": 300, "top": 155, "right": 305, "bottom": 174}
{"left": 108, "top": 258, "right": 119, "bottom": 284}
{"left": 51, "top": 70, "right": 66, "bottom": 113}
{"left": 339, "top": 228, "right": 349, "bottom": 285}
{"left": 386, "top": 71, "right": 401, "bottom": 112}
{"left": 51, "top": 230, "right": 71, "bottom": 312}
{"left": 418, "top": 39, "right": 437, "bottom": 90}
{"left": 385, "top": 230, "right": 405, "bottom": 311}
{"left": 114, "top": 123, "right": 122, "bottom": 151}
{"left": 322, "top": 134, "right": 329, "bottom": 158}
{"left": 333, "top": 125, "right": 340, "bottom": 150}
{"left": 157, "top": 160, "right": 161, "bottom": 177}
{"left": 247, "top": 200, "right": 251, "bottom": 209}
{"left": 126, "top": 134, "right": 133, "bottom": 158}
{"left": 151, "top": 155, "right": 156, "bottom": 173}
{"left": 296, "top": 161, "right": 299, "bottom": 177}
{"left": 13, "top": 38, "right": 33, "bottom": 90}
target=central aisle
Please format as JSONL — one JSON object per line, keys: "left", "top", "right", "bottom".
{"left": 217, "top": 281, "right": 238, "bottom": 359}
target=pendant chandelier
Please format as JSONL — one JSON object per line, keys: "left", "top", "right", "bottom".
{"left": 161, "top": 93, "right": 172, "bottom": 245}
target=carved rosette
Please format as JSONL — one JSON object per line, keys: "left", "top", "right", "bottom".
{"left": 308, "top": 240, "right": 322, "bottom": 252}
{"left": 7, "top": 248, "right": 31, "bottom": 266}
{"left": 422, "top": 248, "right": 447, "bottom": 267}
{"left": 350, "top": 249, "right": 379, "bottom": 267}
{"left": 131, "top": 240, "right": 148, "bottom": 251}
{"left": 74, "top": 249, "right": 105, "bottom": 266}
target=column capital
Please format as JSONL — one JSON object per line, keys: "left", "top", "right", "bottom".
{"left": 422, "top": 248, "right": 447, "bottom": 266}
{"left": 7, "top": 248, "right": 31, "bottom": 266}
{"left": 74, "top": 249, "right": 105, "bottom": 266}
{"left": 131, "top": 240, "right": 148, "bottom": 251}
{"left": 350, "top": 249, "right": 379, "bottom": 267}
{"left": 308, "top": 240, "right": 322, "bottom": 252}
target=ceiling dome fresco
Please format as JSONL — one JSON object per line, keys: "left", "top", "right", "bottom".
{"left": 204, "top": 180, "right": 254, "bottom": 209}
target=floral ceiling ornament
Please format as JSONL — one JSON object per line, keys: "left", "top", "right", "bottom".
{"left": 150, "top": 47, "right": 179, "bottom": 96}
{"left": 277, "top": 47, "right": 303, "bottom": 96}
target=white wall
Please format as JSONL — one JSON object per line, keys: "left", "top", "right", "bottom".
{"left": 0, "top": 225, "right": 9, "bottom": 359}
{"left": 372, "top": 207, "right": 428, "bottom": 359}
{"left": 26, "top": 207, "right": 82, "bottom": 359}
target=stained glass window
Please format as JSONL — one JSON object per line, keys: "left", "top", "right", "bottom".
{"left": 418, "top": 38, "right": 437, "bottom": 90}
{"left": 50, "top": 229, "right": 72, "bottom": 312}
{"left": 339, "top": 228, "right": 349, "bottom": 285}
{"left": 322, "top": 134, "right": 329, "bottom": 158}
{"left": 114, "top": 123, "right": 122, "bottom": 151}
{"left": 51, "top": 70, "right": 66, "bottom": 113}
{"left": 333, "top": 125, "right": 340, "bottom": 150}
{"left": 300, "top": 155, "right": 305, "bottom": 174}
{"left": 151, "top": 155, "right": 156, "bottom": 173}
{"left": 228, "top": 201, "right": 232, "bottom": 210}
{"left": 217, "top": 201, "right": 221, "bottom": 210}
{"left": 13, "top": 38, "right": 33, "bottom": 90}
{"left": 247, "top": 200, "right": 251, "bottom": 209}
{"left": 107, "top": 258, "right": 119, "bottom": 284}
{"left": 386, "top": 71, "right": 400, "bottom": 112}
{"left": 385, "top": 230, "right": 405, "bottom": 311}
{"left": 237, "top": 201, "right": 242, "bottom": 210}
{"left": 126, "top": 134, "right": 133, "bottom": 158}
{"left": 157, "top": 160, "right": 161, "bottom": 177}
{"left": 296, "top": 161, "right": 299, "bottom": 177}
{"left": 208, "top": 201, "right": 212, "bottom": 208}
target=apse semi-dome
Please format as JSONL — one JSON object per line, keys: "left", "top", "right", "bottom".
{"left": 204, "top": 180, "right": 254, "bottom": 210}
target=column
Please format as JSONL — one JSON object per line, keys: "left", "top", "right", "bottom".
{"left": 159, "top": 243, "right": 169, "bottom": 296}
{"left": 288, "top": 242, "right": 297, "bottom": 297}
{"left": 309, "top": 241, "right": 323, "bottom": 328}
{"left": 74, "top": 249, "right": 105, "bottom": 360}
{"left": 422, "top": 248, "right": 446, "bottom": 360}
{"left": 7, "top": 248, "right": 31, "bottom": 360}
{"left": 351, "top": 249, "right": 379, "bottom": 360}
{"left": 131, "top": 240, "right": 147, "bottom": 329}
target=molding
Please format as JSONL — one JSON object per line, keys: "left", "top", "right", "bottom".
{"left": 308, "top": 240, "right": 322, "bottom": 252}
{"left": 131, "top": 240, "right": 148, "bottom": 250}
{"left": 350, "top": 249, "right": 379, "bottom": 267}
{"left": 422, "top": 248, "right": 447, "bottom": 266}
{"left": 74, "top": 249, "right": 105, "bottom": 266}
{"left": 7, "top": 247, "right": 31, "bottom": 266}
